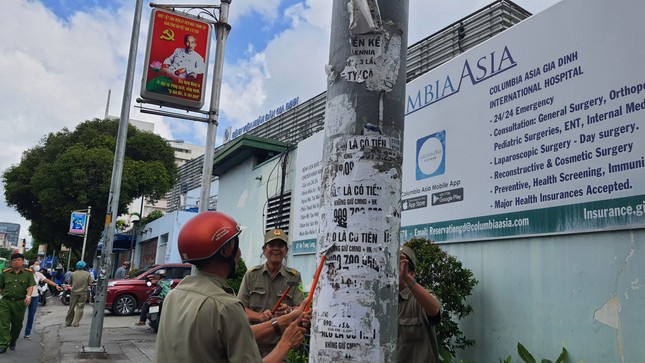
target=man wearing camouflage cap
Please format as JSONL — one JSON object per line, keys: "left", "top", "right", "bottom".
{"left": 398, "top": 244, "right": 442, "bottom": 363}
{"left": 238, "top": 228, "right": 305, "bottom": 360}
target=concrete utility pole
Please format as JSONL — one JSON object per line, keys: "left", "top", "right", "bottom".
{"left": 310, "top": 1, "right": 409, "bottom": 362}
{"left": 84, "top": 0, "right": 143, "bottom": 355}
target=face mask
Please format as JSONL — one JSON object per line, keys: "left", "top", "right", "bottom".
{"left": 33, "top": 265, "right": 41, "bottom": 272}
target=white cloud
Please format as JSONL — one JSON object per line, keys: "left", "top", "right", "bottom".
{"left": 284, "top": 3, "right": 307, "bottom": 28}
{"left": 221, "top": 52, "right": 270, "bottom": 123}
{"left": 217, "top": 0, "right": 332, "bottom": 131}
{"left": 228, "top": 0, "right": 283, "bottom": 24}
{"left": 0, "top": 1, "right": 137, "bottom": 239}
{"left": 300, "top": 0, "right": 334, "bottom": 29}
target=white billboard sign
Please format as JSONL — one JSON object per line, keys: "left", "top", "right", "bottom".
{"left": 291, "top": 132, "right": 324, "bottom": 254}
{"left": 401, "top": 0, "right": 645, "bottom": 242}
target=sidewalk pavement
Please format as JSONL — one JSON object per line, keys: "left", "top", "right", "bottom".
{"left": 18, "top": 295, "right": 158, "bottom": 363}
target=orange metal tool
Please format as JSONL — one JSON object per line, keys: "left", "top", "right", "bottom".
{"left": 304, "top": 255, "right": 326, "bottom": 313}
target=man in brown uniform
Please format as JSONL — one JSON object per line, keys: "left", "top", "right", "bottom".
{"left": 238, "top": 228, "right": 305, "bottom": 360}
{"left": 397, "top": 245, "right": 442, "bottom": 363}
{"left": 65, "top": 260, "right": 92, "bottom": 327}
{"left": 0, "top": 253, "right": 35, "bottom": 353}
{"left": 155, "top": 212, "right": 307, "bottom": 363}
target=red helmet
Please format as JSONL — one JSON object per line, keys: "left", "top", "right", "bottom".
{"left": 178, "top": 211, "right": 242, "bottom": 263}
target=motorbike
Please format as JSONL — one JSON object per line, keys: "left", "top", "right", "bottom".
{"left": 145, "top": 280, "right": 164, "bottom": 333}
{"left": 37, "top": 281, "right": 50, "bottom": 306}
{"left": 59, "top": 284, "right": 71, "bottom": 305}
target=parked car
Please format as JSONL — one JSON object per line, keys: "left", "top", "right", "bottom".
{"left": 106, "top": 263, "right": 192, "bottom": 316}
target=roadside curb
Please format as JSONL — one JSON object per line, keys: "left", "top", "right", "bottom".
{"left": 37, "top": 301, "right": 157, "bottom": 362}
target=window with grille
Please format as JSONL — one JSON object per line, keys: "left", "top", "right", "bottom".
{"left": 266, "top": 192, "right": 291, "bottom": 233}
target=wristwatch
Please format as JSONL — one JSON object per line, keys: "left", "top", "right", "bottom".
{"left": 270, "top": 317, "right": 282, "bottom": 336}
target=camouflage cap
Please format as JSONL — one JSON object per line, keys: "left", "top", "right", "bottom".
{"left": 263, "top": 228, "right": 288, "bottom": 247}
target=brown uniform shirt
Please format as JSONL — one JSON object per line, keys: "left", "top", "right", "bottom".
{"left": 237, "top": 263, "right": 305, "bottom": 358}
{"left": 69, "top": 270, "right": 92, "bottom": 295}
{"left": 397, "top": 287, "right": 441, "bottom": 363}
{"left": 155, "top": 271, "right": 263, "bottom": 363}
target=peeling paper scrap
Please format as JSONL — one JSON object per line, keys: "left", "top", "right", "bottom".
{"left": 348, "top": 0, "right": 381, "bottom": 35}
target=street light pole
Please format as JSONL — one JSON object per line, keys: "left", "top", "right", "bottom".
{"left": 129, "top": 217, "right": 140, "bottom": 267}
{"left": 84, "top": 0, "right": 143, "bottom": 355}
{"left": 81, "top": 205, "right": 91, "bottom": 262}
{"left": 199, "top": 0, "right": 231, "bottom": 213}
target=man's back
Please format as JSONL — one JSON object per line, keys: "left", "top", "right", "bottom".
{"left": 155, "top": 271, "right": 262, "bottom": 363}
{"left": 69, "top": 270, "right": 91, "bottom": 295}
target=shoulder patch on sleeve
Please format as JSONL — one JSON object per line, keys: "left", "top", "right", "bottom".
{"left": 287, "top": 268, "right": 299, "bottom": 276}
{"left": 2, "top": 268, "right": 11, "bottom": 273}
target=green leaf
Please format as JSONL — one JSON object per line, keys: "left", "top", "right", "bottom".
{"left": 555, "top": 347, "right": 568, "bottom": 363}
{"left": 439, "top": 347, "right": 453, "bottom": 362}
{"left": 146, "top": 75, "right": 173, "bottom": 94}
{"left": 517, "top": 342, "right": 537, "bottom": 363}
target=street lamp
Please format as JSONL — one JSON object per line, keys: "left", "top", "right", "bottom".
{"left": 129, "top": 214, "right": 140, "bottom": 267}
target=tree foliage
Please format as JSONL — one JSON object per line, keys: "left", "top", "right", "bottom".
{"left": 115, "top": 219, "right": 129, "bottom": 232}
{"left": 227, "top": 257, "right": 248, "bottom": 293}
{"left": 3, "top": 118, "right": 178, "bottom": 260}
{"left": 0, "top": 247, "right": 13, "bottom": 260}
{"left": 139, "top": 210, "right": 165, "bottom": 226}
{"left": 404, "top": 237, "right": 478, "bottom": 355}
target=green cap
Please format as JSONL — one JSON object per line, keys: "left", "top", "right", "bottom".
{"left": 400, "top": 245, "right": 417, "bottom": 271}
{"left": 263, "top": 228, "right": 288, "bottom": 246}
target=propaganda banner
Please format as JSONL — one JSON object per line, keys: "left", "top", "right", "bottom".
{"left": 141, "top": 9, "right": 211, "bottom": 109}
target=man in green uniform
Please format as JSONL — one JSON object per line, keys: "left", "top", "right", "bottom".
{"left": 397, "top": 245, "right": 442, "bottom": 363}
{"left": 155, "top": 212, "right": 307, "bottom": 363}
{"left": 238, "top": 228, "right": 305, "bottom": 360}
{"left": 0, "top": 253, "right": 35, "bottom": 353}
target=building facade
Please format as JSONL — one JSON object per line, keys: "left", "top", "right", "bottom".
{"left": 0, "top": 222, "right": 20, "bottom": 248}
